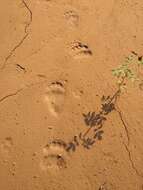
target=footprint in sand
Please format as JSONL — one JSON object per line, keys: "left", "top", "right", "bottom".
{"left": 44, "top": 82, "right": 66, "bottom": 117}
{"left": 139, "top": 81, "right": 143, "bottom": 91}
{"left": 98, "top": 182, "right": 115, "bottom": 190}
{"left": 36, "top": 0, "right": 51, "bottom": 4}
{"left": 40, "top": 139, "right": 68, "bottom": 171}
{"left": 1, "top": 137, "right": 13, "bottom": 155}
{"left": 70, "top": 41, "right": 92, "bottom": 59}
{"left": 72, "top": 89, "right": 84, "bottom": 99}
{"left": 64, "top": 10, "right": 79, "bottom": 27}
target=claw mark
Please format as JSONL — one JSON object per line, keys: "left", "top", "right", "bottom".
{"left": 123, "top": 142, "right": 143, "bottom": 178}
{"left": 16, "top": 64, "right": 26, "bottom": 72}
{"left": 0, "top": 89, "right": 22, "bottom": 103}
{"left": 1, "top": 0, "right": 33, "bottom": 70}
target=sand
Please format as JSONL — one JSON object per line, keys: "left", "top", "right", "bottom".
{"left": 0, "top": 0, "right": 143, "bottom": 189}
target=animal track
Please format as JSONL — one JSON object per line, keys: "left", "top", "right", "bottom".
{"left": 1, "top": 137, "right": 13, "bottom": 155}
{"left": 64, "top": 10, "right": 79, "bottom": 27}
{"left": 72, "top": 89, "right": 83, "bottom": 99}
{"left": 139, "top": 81, "right": 143, "bottom": 90}
{"left": 36, "top": 0, "right": 51, "bottom": 4}
{"left": 44, "top": 82, "right": 66, "bottom": 117}
{"left": 40, "top": 139, "right": 68, "bottom": 171}
{"left": 98, "top": 182, "right": 114, "bottom": 190}
{"left": 70, "top": 41, "right": 92, "bottom": 59}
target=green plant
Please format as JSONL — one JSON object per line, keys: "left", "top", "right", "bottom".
{"left": 51, "top": 52, "right": 143, "bottom": 153}
{"left": 112, "top": 51, "right": 143, "bottom": 91}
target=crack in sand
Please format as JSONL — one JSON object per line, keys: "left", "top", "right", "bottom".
{"left": 22, "top": 0, "right": 33, "bottom": 33}
{"left": 0, "top": 89, "right": 23, "bottom": 104}
{"left": 123, "top": 142, "right": 143, "bottom": 178}
{"left": 2, "top": 34, "right": 28, "bottom": 69}
{"left": 0, "top": 79, "right": 49, "bottom": 104}
{"left": 115, "top": 107, "right": 143, "bottom": 178}
{"left": 1, "top": 0, "right": 33, "bottom": 70}
{"left": 116, "top": 108, "right": 130, "bottom": 145}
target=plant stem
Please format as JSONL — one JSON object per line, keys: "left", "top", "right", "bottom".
{"left": 82, "top": 77, "right": 126, "bottom": 140}
{"left": 82, "top": 126, "right": 93, "bottom": 138}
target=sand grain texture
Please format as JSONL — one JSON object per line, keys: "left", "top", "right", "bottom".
{"left": 0, "top": 0, "right": 143, "bottom": 190}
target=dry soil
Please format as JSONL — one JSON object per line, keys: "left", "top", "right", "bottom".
{"left": 0, "top": 0, "right": 143, "bottom": 190}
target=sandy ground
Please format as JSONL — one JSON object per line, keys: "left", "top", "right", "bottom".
{"left": 0, "top": 0, "right": 143, "bottom": 189}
